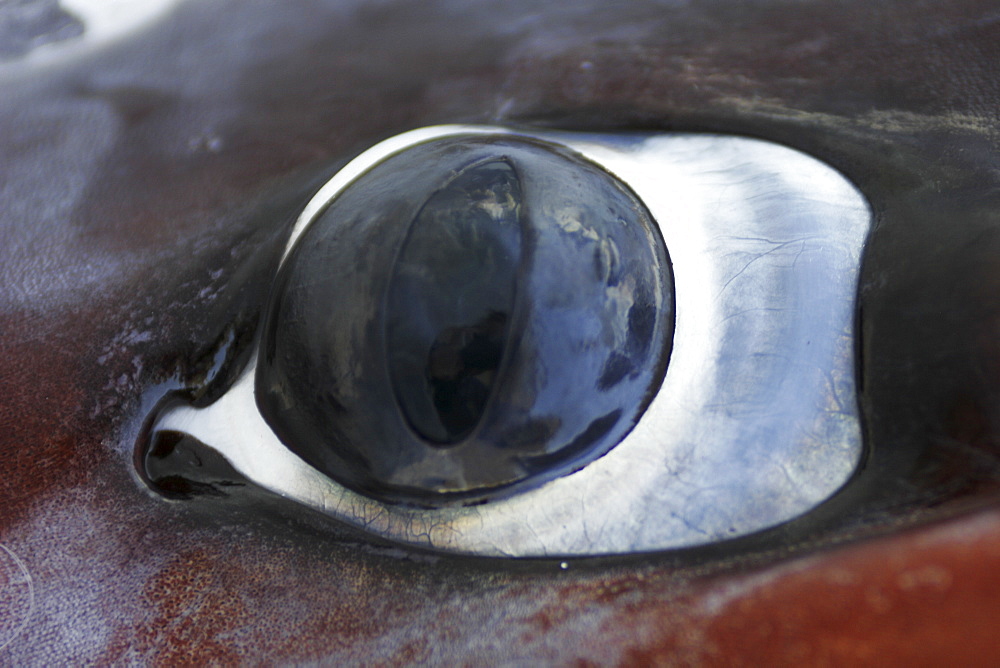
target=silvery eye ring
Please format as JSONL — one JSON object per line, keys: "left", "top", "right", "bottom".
{"left": 147, "top": 125, "right": 871, "bottom": 557}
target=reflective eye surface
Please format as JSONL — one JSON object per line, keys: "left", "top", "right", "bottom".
{"left": 257, "top": 137, "right": 673, "bottom": 503}
{"left": 147, "top": 125, "right": 870, "bottom": 557}
{"left": 388, "top": 159, "right": 522, "bottom": 445}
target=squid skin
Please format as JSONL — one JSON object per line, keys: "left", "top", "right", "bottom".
{"left": 2, "top": 0, "right": 1000, "bottom": 663}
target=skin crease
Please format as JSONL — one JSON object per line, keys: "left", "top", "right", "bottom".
{"left": 2, "top": 0, "right": 1000, "bottom": 663}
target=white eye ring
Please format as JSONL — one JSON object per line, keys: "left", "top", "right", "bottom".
{"left": 150, "top": 125, "right": 871, "bottom": 557}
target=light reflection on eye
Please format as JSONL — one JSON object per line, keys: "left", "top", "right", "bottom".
{"left": 143, "top": 125, "right": 871, "bottom": 557}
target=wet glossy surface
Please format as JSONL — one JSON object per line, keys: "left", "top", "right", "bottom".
{"left": 257, "top": 136, "right": 672, "bottom": 502}
{"left": 4, "top": 0, "right": 1000, "bottom": 663}
{"left": 154, "top": 126, "right": 868, "bottom": 556}
{"left": 387, "top": 159, "right": 522, "bottom": 445}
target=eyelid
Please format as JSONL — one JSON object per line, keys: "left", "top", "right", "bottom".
{"left": 149, "top": 125, "right": 871, "bottom": 557}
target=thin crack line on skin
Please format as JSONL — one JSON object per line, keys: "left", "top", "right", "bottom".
{"left": 0, "top": 543, "right": 34, "bottom": 652}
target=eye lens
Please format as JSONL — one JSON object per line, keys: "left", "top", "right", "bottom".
{"left": 257, "top": 136, "right": 673, "bottom": 504}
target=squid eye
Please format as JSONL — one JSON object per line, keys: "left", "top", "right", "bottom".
{"left": 144, "top": 125, "right": 871, "bottom": 557}
{"left": 255, "top": 137, "right": 672, "bottom": 503}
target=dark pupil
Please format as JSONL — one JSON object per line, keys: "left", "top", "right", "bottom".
{"left": 386, "top": 161, "right": 522, "bottom": 443}
{"left": 426, "top": 310, "right": 508, "bottom": 439}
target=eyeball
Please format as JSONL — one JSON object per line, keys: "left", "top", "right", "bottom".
{"left": 256, "top": 137, "right": 673, "bottom": 504}
{"left": 145, "top": 126, "right": 870, "bottom": 557}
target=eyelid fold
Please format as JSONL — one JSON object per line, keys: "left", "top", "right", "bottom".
{"left": 148, "top": 125, "right": 871, "bottom": 557}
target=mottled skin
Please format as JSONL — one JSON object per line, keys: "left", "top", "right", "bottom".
{"left": 2, "top": 0, "right": 1000, "bottom": 663}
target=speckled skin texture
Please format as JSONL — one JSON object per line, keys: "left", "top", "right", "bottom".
{"left": 2, "top": 0, "right": 1000, "bottom": 663}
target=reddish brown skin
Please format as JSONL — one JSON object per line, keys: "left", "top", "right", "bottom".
{"left": 3, "top": 0, "right": 1000, "bottom": 664}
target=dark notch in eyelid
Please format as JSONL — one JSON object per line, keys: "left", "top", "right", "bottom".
{"left": 144, "top": 430, "right": 247, "bottom": 500}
